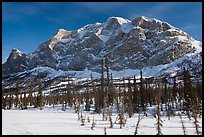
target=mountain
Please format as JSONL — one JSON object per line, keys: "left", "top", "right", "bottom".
{"left": 2, "top": 16, "right": 202, "bottom": 84}
{"left": 2, "top": 48, "right": 29, "bottom": 76}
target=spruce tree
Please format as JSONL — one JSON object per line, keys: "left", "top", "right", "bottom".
{"left": 28, "top": 80, "right": 34, "bottom": 106}
{"left": 108, "top": 73, "right": 115, "bottom": 106}
{"left": 156, "top": 79, "right": 163, "bottom": 135}
{"left": 105, "top": 58, "right": 110, "bottom": 88}
{"left": 2, "top": 92, "right": 6, "bottom": 110}
{"left": 7, "top": 91, "right": 12, "bottom": 109}
{"left": 191, "top": 90, "right": 202, "bottom": 135}
{"left": 183, "top": 69, "right": 192, "bottom": 119}
{"left": 127, "top": 79, "right": 133, "bottom": 118}
{"left": 85, "top": 81, "right": 90, "bottom": 111}
{"left": 101, "top": 59, "right": 105, "bottom": 109}
{"left": 15, "top": 80, "right": 20, "bottom": 108}
{"left": 5, "top": 93, "right": 8, "bottom": 109}
{"left": 36, "top": 78, "right": 43, "bottom": 110}
{"left": 23, "top": 91, "right": 28, "bottom": 109}
{"left": 133, "top": 75, "right": 139, "bottom": 112}
{"left": 140, "top": 70, "right": 146, "bottom": 111}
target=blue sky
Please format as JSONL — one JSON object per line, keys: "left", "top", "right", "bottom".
{"left": 2, "top": 2, "right": 202, "bottom": 63}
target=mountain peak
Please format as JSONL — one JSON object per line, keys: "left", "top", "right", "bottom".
{"left": 11, "top": 48, "right": 23, "bottom": 54}
{"left": 105, "top": 16, "right": 131, "bottom": 30}
{"left": 106, "top": 16, "right": 131, "bottom": 25}
{"left": 108, "top": 17, "right": 130, "bottom": 23}
{"left": 53, "top": 28, "right": 70, "bottom": 40}
{"left": 131, "top": 16, "right": 173, "bottom": 31}
{"left": 2, "top": 16, "right": 202, "bottom": 82}
{"left": 9, "top": 48, "right": 25, "bottom": 59}
{"left": 6, "top": 48, "right": 27, "bottom": 63}
{"left": 37, "top": 28, "right": 71, "bottom": 51}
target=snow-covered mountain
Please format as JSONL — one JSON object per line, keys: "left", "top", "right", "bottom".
{"left": 2, "top": 16, "right": 202, "bottom": 83}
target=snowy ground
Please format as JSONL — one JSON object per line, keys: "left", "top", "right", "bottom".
{"left": 2, "top": 106, "right": 202, "bottom": 135}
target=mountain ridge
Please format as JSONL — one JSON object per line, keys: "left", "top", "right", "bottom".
{"left": 2, "top": 16, "right": 202, "bottom": 83}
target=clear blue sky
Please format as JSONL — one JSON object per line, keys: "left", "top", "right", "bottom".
{"left": 2, "top": 2, "right": 202, "bottom": 63}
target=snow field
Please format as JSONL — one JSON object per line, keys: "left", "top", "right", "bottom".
{"left": 2, "top": 105, "right": 202, "bottom": 135}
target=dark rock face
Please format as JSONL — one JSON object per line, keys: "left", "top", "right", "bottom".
{"left": 2, "top": 16, "right": 202, "bottom": 80}
{"left": 2, "top": 49, "right": 29, "bottom": 76}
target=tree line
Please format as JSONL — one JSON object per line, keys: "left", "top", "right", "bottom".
{"left": 2, "top": 59, "right": 202, "bottom": 135}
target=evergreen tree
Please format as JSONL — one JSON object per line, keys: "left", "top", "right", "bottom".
{"left": 15, "top": 80, "right": 20, "bottom": 108}
{"left": 91, "top": 75, "right": 100, "bottom": 113}
{"left": 94, "top": 88, "right": 101, "bottom": 113}
{"left": 172, "top": 76, "right": 178, "bottom": 110}
{"left": 191, "top": 89, "right": 202, "bottom": 135}
{"left": 5, "top": 93, "right": 8, "bottom": 109}
{"left": 122, "top": 85, "right": 127, "bottom": 113}
{"left": 28, "top": 80, "right": 34, "bottom": 106}
{"left": 100, "top": 59, "right": 105, "bottom": 109}
{"left": 23, "top": 91, "right": 28, "bottom": 109}
{"left": 116, "top": 84, "right": 122, "bottom": 114}
{"left": 183, "top": 69, "right": 192, "bottom": 118}
{"left": 8, "top": 91, "right": 13, "bottom": 109}
{"left": 156, "top": 79, "right": 163, "bottom": 135}
{"left": 127, "top": 79, "right": 133, "bottom": 118}
{"left": 108, "top": 73, "right": 115, "bottom": 106}
{"left": 84, "top": 81, "right": 90, "bottom": 111}
{"left": 140, "top": 70, "right": 146, "bottom": 111}
{"left": 133, "top": 75, "right": 139, "bottom": 112}
{"left": 195, "top": 83, "right": 202, "bottom": 117}
{"left": 102, "top": 91, "right": 108, "bottom": 121}
{"left": 2, "top": 92, "right": 6, "bottom": 110}
{"left": 19, "top": 92, "right": 23, "bottom": 110}
{"left": 105, "top": 58, "right": 110, "bottom": 87}
{"left": 146, "top": 78, "right": 153, "bottom": 107}
{"left": 36, "top": 78, "right": 43, "bottom": 110}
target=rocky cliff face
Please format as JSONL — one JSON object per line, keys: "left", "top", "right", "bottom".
{"left": 2, "top": 48, "right": 29, "bottom": 76}
{"left": 2, "top": 16, "right": 202, "bottom": 81}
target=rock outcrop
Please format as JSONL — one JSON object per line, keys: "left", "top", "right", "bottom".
{"left": 2, "top": 16, "right": 202, "bottom": 82}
